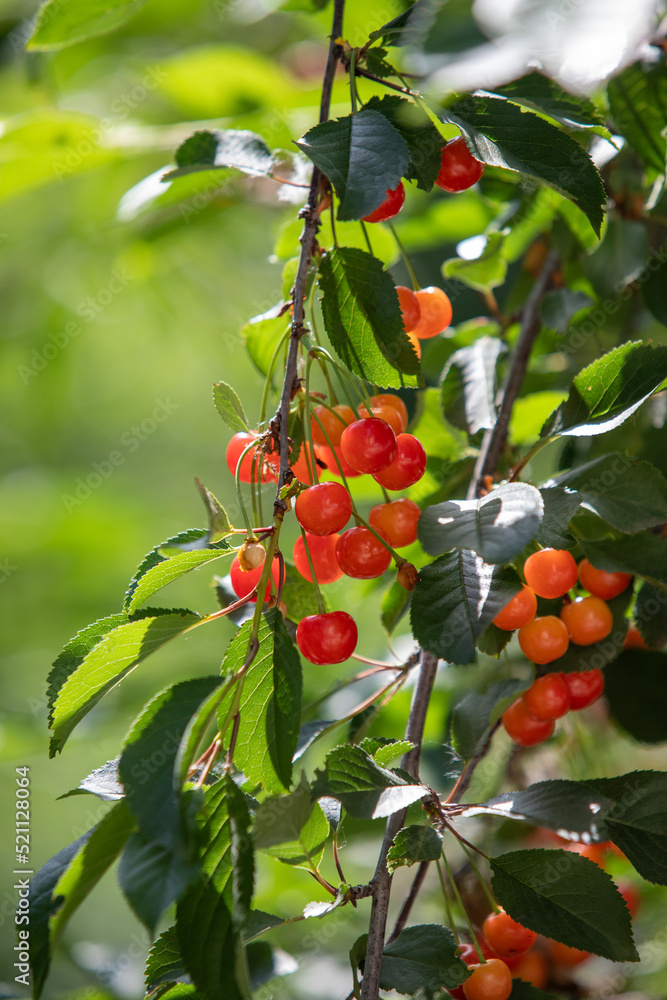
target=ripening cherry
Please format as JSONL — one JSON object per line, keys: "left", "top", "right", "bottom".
{"left": 357, "top": 403, "right": 404, "bottom": 436}
{"left": 396, "top": 285, "right": 420, "bottom": 332}
{"left": 502, "top": 698, "right": 555, "bottom": 747}
{"left": 226, "top": 431, "right": 277, "bottom": 484}
{"left": 523, "top": 548, "right": 578, "bottom": 599}
{"left": 311, "top": 404, "right": 355, "bottom": 447}
{"left": 370, "top": 393, "right": 408, "bottom": 430}
{"left": 295, "top": 481, "right": 352, "bottom": 536}
{"left": 407, "top": 328, "right": 422, "bottom": 358}
{"left": 547, "top": 940, "right": 590, "bottom": 967}
{"left": 563, "top": 669, "right": 605, "bottom": 710}
{"left": 336, "top": 526, "right": 392, "bottom": 578}
{"left": 369, "top": 498, "right": 421, "bottom": 548}
{"left": 436, "top": 137, "right": 486, "bottom": 193}
{"left": 292, "top": 445, "right": 320, "bottom": 485}
{"left": 509, "top": 950, "right": 547, "bottom": 989}
{"left": 411, "top": 286, "right": 453, "bottom": 339}
{"left": 296, "top": 610, "right": 358, "bottom": 664}
{"left": 340, "top": 417, "right": 397, "bottom": 474}
{"left": 560, "top": 596, "right": 613, "bottom": 645}
{"left": 493, "top": 585, "right": 538, "bottom": 631}
{"left": 230, "top": 553, "right": 281, "bottom": 602}
{"left": 317, "top": 444, "right": 361, "bottom": 479}
{"left": 362, "top": 181, "right": 405, "bottom": 223}
{"left": 482, "top": 911, "right": 537, "bottom": 959}
{"left": 517, "top": 616, "right": 570, "bottom": 664}
{"left": 624, "top": 625, "right": 649, "bottom": 650}
{"left": 373, "top": 433, "right": 427, "bottom": 490}
{"left": 462, "top": 958, "right": 513, "bottom": 1000}
{"left": 293, "top": 532, "right": 343, "bottom": 584}
{"left": 522, "top": 673, "right": 571, "bottom": 721}
{"left": 578, "top": 558, "right": 632, "bottom": 600}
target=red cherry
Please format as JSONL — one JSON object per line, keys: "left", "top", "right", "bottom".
{"left": 291, "top": 446, "right": 319, "bottom": 485}
{"left": 448, "top": 943, "right": 497, "bottom": 1000}
{"left": 336, "top": 526, "right": 392, "bottom": 579}
{"left": 293, "top": 532, "right": 343, "bottom": 584}
{"left": 547, "top": 940, "right": 590, "bottom": 967}
{"left": 226, "top": 431, "right": 277, "bottom": 484}
{"left": 362, "top": 181, "right": 405, "bottom": 223}
{"left": 296, "top": 610, "right": 358, "bottom": 664}
{"left": 230, "top": 554, "right": 281, "bottom": 602}
{"left": 369, "top": 499, "right": 420, "bottom": 548}
{"left": 492, "top": 585, "right": 537, "bottom": 631}
{"left": 317, "top": 444, "right": 362, "bottom": 479}
{"left": 396, "top": 285, "right": 420, "bottom": 332}
{"left": 624, "top": 625, "right": 649, "bottom": 650}
{"left": 522, "top": 673, "right": 571, "bottom": 721}
{"left": 436, "top": 137, "right": 485, "bottom": 193}
{"left": 411, "top": 287, "right": 453, "bottom": 339}
{"left": 295, "top": 482, "right": 352, "bottom": 536}
{"left": 482, "top": 910, "right": 536, "bottom": 958}
{"left": 563, "top": 669, "right": 605, "bottom": 710}
{"left": 560, "top": 596, "right": 613, "bottom": 646}
{"left": 373, "top": 433, "right": 426, "bottom": 490}
{"left": 523, "top": 548, "right": 578, "bottom": 599}
{"left": 517, "top": 616, "right": 570, "bottom": 664}
{"left": 578, "top": 558, "right": 632, "bottom": 600}
{"left": 502, "top": 699, "right": 555, "bottom": 747}
{"left": 462, "top": 958, "right": 512, "bottom": 1000}
{"left": 340, "top": 418, "right": 397, "bottom": 474}
{"left": 369, "top": 393, "right": 408, "bottom": 431}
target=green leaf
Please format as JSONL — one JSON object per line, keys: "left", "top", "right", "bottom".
{"left": 534, "top": 488, "right": 581, "bottom": 549}
{"left": 124, "top": 528, "right": 211, "bottom": 609}
{"left": 582, "top": 534, "right": 667, "bottom": 588}
{"left": 369, "top": 1, "right": 439, "bottom": 47}
{"left": 441, "top": 336, "right": 506, "bottom": 434}
{"left": 608, "top": 61, "right": 667, "bottom": 172}
{"left": 216, "top": 609, "right": 302, "bottom": 792}
{"left": 295, "top": 110, "right": 410, "bottom": 221}
{"left": 49, "top": 609, "right": 200, "bottom": 756}
{"left": 213, "top": 381, "right": 250, "bottom": 433}
{"left": 442, "top": 233, "right": 508, "bottom": 292}
{"left": 146, "top": 926, "right": 186, "bottom": 990}
{"left": 126, "top": 546, "right": 229, "bottom": 613}
{"left": 452, "top": 679, "right": 530, "bottom": 761}
{"left": 510, "top": 392, "right": 571, "bottom": 448}
{"left": 166, "top": 129, "right": 273, "bottom": 179}
{"left": 364, "top": 95, "right": 444, "bottom": 191}
{"left": 311, "top": 744, "right": 428, "bottom": 819}
{"left": 244, "top": 909, "right": 286, "bottom": 943}
{"left": 584, "top": 218, "right": 649, "bottom": 299}
{"left": 27, "top": 0, "right": 150, "bottom": 50}
{"left": 387, "top": 825, "right": 443, "bottom": 873}
{"left": 242, "top": 307, "right": 289, "bottom": 378}
{"left": 541, "top": 341, "right": 667, "bottom": 438}
{"left": 642, "top": 254, "right": 667, "bottom": 326}
{"left": 119, "top": 829, "right": 198, "bottom": 935}
{"left": 491, "top": 73, "right": 606, "bottom": 130}
{"left": 254, "top": 777, "right": 329, "bottom": 870}
{"left": 371, "top": 740, "right": 415, "bottom": 768}
{"left": 635, "top": 582, "right": 667, "bottom": 649}
{"left": 462, "top": 779, "right": 614, "bottom": 839}
{"left": 490, "top": 849, "right": 638, "bottom": 962}
{"left": 59, "top": 758, "right": 124, "bottom": 801}
{"left": 379, "top": 924, "right": 470, "bottom": 996}
{"left": 443, "top": 95, "right": 605, "bottom": 234}
{"left": 364, "top": 47, "right": 397, "bottom": 79}
{"left": 282, "top": 562, "right": 327, "bottom": 623}
{"left": 194, "top": 477, "right": 233, "bottom": 544}
{"left": 419, "top": 483, "right": 543, "bottom": 563}
{"left": 477, "top": 622, "right": 514, "bottom": 657}
{"left": 318, "top": 247, "right": 422, "bottom": 388}
{"left": 540, "top": 290, "right": 594, "bottom": 334}
{"left": 411, "top": 552, "right": 522, "bottom": 664}
{"left": 381, "top": 579, "right": 412, "bottom": 634}
{"left": 605, "top": 650, "right": 667, "bottom": 744}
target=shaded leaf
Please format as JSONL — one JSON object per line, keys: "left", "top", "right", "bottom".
{"left": 452, "top": 679, "right": 530, "bottom": 761}
{"left": 387, "top": 825, "right": 443, "bottom": 872}
{"left": 28, "top": 0, "right": 149, "bottom": 50}
{"left": 534, "top": 488, "right": 581, "bottom": 549}
{"left": 605, "top": 650, "right": 667, "bottom": 744}
{"left": 540, "top": 289, "right": 594, "bottom": 333}
{"left": 442, "top": 233, "right": 508, "bottom": 292}
{"left": 381, "top": 579, "right": 412, "bottom": 634}
{"left": 213, "top": 381, "right": 250, "bottom": 432}
{"left": 118, "top": 830, "right": 197, "bottom": 935}
{"left": 441, "top": 336, "right": 506, "bottom": 434}
{"left": 635, "top": 582, "right": 667, "bottom": 649}
{"left": 608, "top": 61, "right": 667, "bottom": 172}
{"left": 242, "top": 307, "right": 289, "bottom": 378}
{"left": 364, "top": 95, "right": 443, "bottom": 191}
{"left": 282, "top": 562, "right": 327, "bottom": 623}
{"left": 380, "top": 924, "right": 469, "bottom": 996}
{"left": 582, "top": 534, "right": 667, "bottom": 588}
{"left": 492, "top": 73, "right": 606, "bottom": 130}
{"left": 167, "top": 129, "right": 273, "bottom": 179}
{"left": 311, "top": 744, "right": 428, "bottom": 819}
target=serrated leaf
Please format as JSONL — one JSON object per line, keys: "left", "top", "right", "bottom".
{"left": 419, "top": 483, "right": 543, "bottom": 563}
{"left": 635, "top": 582, "right": 667, "bottom": 649}
{"left": 256, "top": 780, "right": 329, "bottom": 870}
{"left": 126, "top": 546, "right": 229, "bottom": 613}
{"left": 476, "top": 622, "right": 514, "bottom": 657}
{"left": 584, "top": 217, "right": 649, "bottom": 299}
{"left": 442, "top": 95, "right": 605, "bottom": 234}
{"left": 441, "top": 336, "right": 507, "bottom": 434}
{"left": 369, "top": 1, "right": 440, "bottom": 47}
{"left": 605, "top": 650, "right": 667, "bottom": 744}
{"left": 608, "top": 61, "right": 667, "bottom": 172}
{"left": 364, "top": 47, "right": 397, "bottom": 80}
{"left": 295, "top": 110, "right": 410, "bottom": 220}
{"left": 490, "top": 849, "right": 638, "bottom": 962}
{"left": 381, "top": 579, "right": 412, "bottom": 634}
{"left": 452, "top": 679, "right": 530, "bottom": 761}
{"left": 541, "top": 341, "right": 667, "bottom": 438}
{"left": 380, "top": 924, "right": 469, "bottom": 996}
{"left": 364, "top": 95, "right": 443, "bottom": 191}
{"left": 293, "top": 719, "right": 334, "bottom": 762}
{"left": 534, "top": 488, "right": 581, "bottom": 549}
{"left": 27, "top": 0, "right": 149, "bottom": 50}
{"left": 387, "top": 825, "right": 443, "bottom": 873}
{"left": 318, "top": 247, "right": 422, "bottom": 389}
{"left": 123, "top": 528, "right": 210, "bottom": 609}
{"left": 282, "top": 562, "right": 327, "bottom": 622}
{"left": 372, "top": 740, "right": 415, "bottom": 768}
{"left": 244, "top": 909, "right": 285, "bottom": 943}
{"left": 217, "top": 609, "right": 301, "bottom": 793}
{"left": 492, "top": 73, "right": 606, "bottom": 130}
{"left": 582, "top": 534, "right": 667, "bottom": 588}
{"left": 442, "top": 233, "right": 508, "bottom": 292}
{"left": 312, "top": 744, "right": 428, "bottom": 819}
{"left": 59, "top": 758, "right": 124, "bottom": 801}
{"left": 49, "top": 609, "right": 200, "bottom": 756}
{"left": 213, "top": 381, "right": 250, "bottom": 433}
{"left": 146, "top": 925, "right": 186, "bottom": 990}
{"left": 166, "top": 129, "right": 273, "bottom": 180}
{"left": 411, "top": 552, "right": 522, "bottom": 664}
{"left": 194, "top": 477, "right": 233, "bottom": 543}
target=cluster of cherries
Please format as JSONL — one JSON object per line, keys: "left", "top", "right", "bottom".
{"left": 224, "top": 393, "right": 427, "bottom": 666}
{"left": 492, "top": 549, "right": 633, "bottom": 747}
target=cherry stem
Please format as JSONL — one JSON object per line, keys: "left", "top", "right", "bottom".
{"left": 298, "top": 526, "right": 326, "bottom": 614}
{"left": 360, "top": 220, "right": 374, "bottom": 255}
{"left": 304, "top": 357, "right": 320, "bottom": 484}
{"left": 353, "top": 509, "right": 405, "bottom": 568}
{"left": 309, "top": 408, "right": 352, "bottom": 491}
{"left": 440, "top": 850, "right": 486, "bottom": 964}
{"left": 234, "top": 440, "right": 261, "bottom": 536}
{"left": 459, "top": 842, "right": 498, "bottom": 913}
{"left": 388, "top": 221, "right": 420, "bottom": 292}
{"left": 436, "top": 859, "right": 459, "bottom": 942}
{"left": 349, "top": 47, "right": 358, "bottom": 113}
{"left": 193, "top": 738, "right": 222, "bottom": 789}
{"left": 259, "top": 321, "right": 291, "bottom": 427}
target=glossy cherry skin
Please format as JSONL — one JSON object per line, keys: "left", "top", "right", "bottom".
{"left": 493, "top": 585, "right": 537, "bottom": 631}
{"left": 462, "top": 958, "right": 513, "bottom": 1000}
{"left": 317, "top": 444, "right": 361, "bottom": 479}
{"left": 436, "top": 137, "right": 485, "bottom": 192}
{"left": 560, "top": 596, "right": 613, "bottom": 645}
{"left": 563, "top": 669, "right": 605, "bottom": 710}
{"left": 483, "top": 911, "right": 537, "bottom": 958}
{"left": 226, "top": 431, "right": 277, "bottom": 483}
{"left": 311, "top": 404, "right": 355, "bottom": 447}
{"left": 522, "top": 673, "right": 571, "bottom": 721}
{"left": 578, "top": 558, "right": 632, "bottom": 600}
{"left": 340, "top": 417, "right": 397, "bottom": 474}
{"left": 448, "top": 943, "right": 497, "bottom": 1000}
{"left": 357, "top": 403, "right": 404, "bottom": 436}
{"left": 362, "top": 181, "right": 405, "bottom": 223}
{"left": 502, "top": 698, "right": 555, "bottom": 747}
{"left": 369, "top": 498, "right": 421, "bottom": 548}
{"left": 373, "top": 433, "right": 426, "bottom": 490}
{"left": 291, "top": 446, "right": 319, "bottom": 485}
{"left": 396, "top": 285, "right": 420, "bottom": 331}
{"left": 523, "top": 548, "right": 578, "bottom": 599}
{"left": 517, "top": 616, "right": 569, "bottom": 665}
{"left": 370, "top": 393, "right": 408, "bottom": 430}
{"left": 336, "top": 526, "right": 392, "bottom": 578}
{"left": 293, "top": 532, "right": 343, "bottom": 584}
{"left": 411, "top": 287, "right": 453, "bottom": 339}
{"left": 296, "top": 611, "right": 358, "bottom": 664}
{"left": 295, "top": 482, "right": 352, "bottom": 535}
{"left": 230, "top": 554, "right": 281, "bottom": 602}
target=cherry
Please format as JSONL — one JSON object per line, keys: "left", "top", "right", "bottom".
{"left": 523, "top": 548, "right": 578, "bottom": 599}
{"left": 578, "top": 558, "right": 632, "bottom": 600}
{"left": 296, "top": 610, "right": 358, "bottom": 664}
{"left": 566, "top": 842, "right": 607, "bottom": 868}
{"left": 357, "top": 403, "right": 404, "bottom": 436}
{"left": 295, "top": 482, "right": 352, "bottom": 536}
{"left": 502, "top": 698, "right": 555, "bottom": 747}
{"left": 547, "top": 940, "right": 590, "bottom": 967}
{"left": 522, "top": 673, "right": 571, "bottom": 721}
{"left": 292, "top": 446, "right": 319, "bottom": 485}
{"left": 436, "top": 137, "right": 485, "bottom": 192}
{"left": 560, "top": 596, "right": 613, "bottom": 645}
{"left": 369, "top": 498, "right": 421, "bottom": 548}
{"left": 373, "top": 433, "right": 426, "bottom": 490}
{"left": 340, "top": 417, "right": 397, "bottom": 474}
{"left": 369, "top": 393, "right": 408, "bottom": 430}
{"left": 517, "top": 616, "right": 569, "bottom": 664}
{"left": 362, "top": 181, "right": 405, "bottom": 223}
{"left": 563, "top": 669, "right": 605, "bottom": 710}
{"left": 411, "top": 287, "right": 453, "bottom": 339}
{"left": 482, "top": 910, "right": 536, "bottom": 958}
{"left": 492, "top": 585, "right": 537, "bottom": 631}
{"left": 311, "top": 404, "right": 354, "bottom": 447}
{"left": 396, "top": 285, "right": 420, "bottom": 332}
{"left": 509, "top": 950, "right": 547, "bottom": 989}
{"left": 336, "top": 526, "right": 392, "bottom": 578}
{"left": 407, "top": 328, "right": 422, "bottom": 358}
{"left": 230, "top": 553, "right": 281, "bottom": 602}
{"left": 226, "top": 431, "right": 277, "bottom": 484}
{"left": 624, "top": 625, "right": 649, "bottom": 650}
{"left": 293, "top": 532, "right": 343, "bottom": 584}
{"left": 462, "top": 958, "right": 512, "bottom": 1000}
{"left": 317, "top": 444, "right": 361, "bottom": 479}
